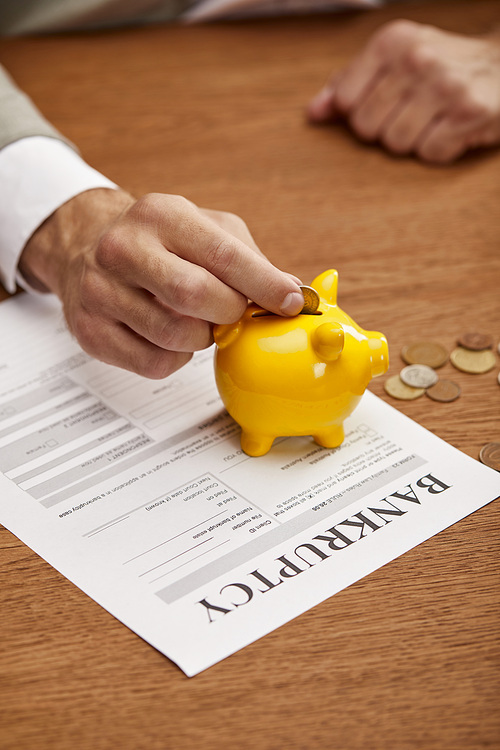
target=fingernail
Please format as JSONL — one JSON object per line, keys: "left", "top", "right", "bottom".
{"left": 280, "top": 291, "right": 304, "bottom": 316}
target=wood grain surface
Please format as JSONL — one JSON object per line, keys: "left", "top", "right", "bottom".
{"left": 1, "top": 2, "right": 499, "bottom": 748}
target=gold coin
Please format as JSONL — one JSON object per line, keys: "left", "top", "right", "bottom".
{"left": 450, "top": 346, "right": 497, "bottom": 374}
{"left": 425, "top": 379, "right": 461, "bottom": 403}
{"left": 479, "top": 442, "right": 500, "bottom": 472}
{"left": 299, "top": 286, "right": 320, "bottom": 315}
{"left": 401, "top": 341, "right": 448, "bottom": 369}
{"left": 457, "top": 332, "right": 494, "bottom": 351}
{"left": 384, "top": 375, "right": 425, "bottom": 400}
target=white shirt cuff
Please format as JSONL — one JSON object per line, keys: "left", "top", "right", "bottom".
{"left": 0, "top": 136, "right": 117, "bottom": 294}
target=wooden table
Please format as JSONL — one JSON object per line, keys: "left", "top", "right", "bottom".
{"left": 1, "top": 2, "right": 499, "bottom": 747}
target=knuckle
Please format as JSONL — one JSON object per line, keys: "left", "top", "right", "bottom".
{"left": 373, "top": 19, "right": 420, "bottom": 53}
{"left": 404, "top": 42, "right": 439, "bottom": 76}
{"left": 154, "top": 314, "right": 184, "bottom": 350}
{"left": 162, "top": 193, "right": 194, "bottom": 219}
{"left": 223, "top": 295, "right": 248, "bottom": 324}
{"left": 224, "top": 211, "right": 247, "bottom": 231}
{"left": 140, "top": 350, "right": 192, "bottom": 380}
{"left": 434, "top": 73, "right": 464, "bottom": 101}
{"left": 204, "top": 236, "right": 238, "bottom": 278}
{"left": 454, "top": 92, "right": 491, "bottom": 122}
{"left": 170, "top": 273, "right": 208, "bottom": 313}
{"left": 152, "top": 312, "right": 212, "bottom": 353}
{"left": 131, "top": 193, "right": 193, "bottom": 228}
{"left": 95, "top": 227, "right": 128, "bottom": 271}
{"left": 131, "top": 193, "right": 164, "bottom": 229}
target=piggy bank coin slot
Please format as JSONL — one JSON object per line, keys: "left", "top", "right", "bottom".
{"left": 251, "top": 310, "right": 322, "bottom": 318}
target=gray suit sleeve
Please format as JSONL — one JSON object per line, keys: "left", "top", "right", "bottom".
{"left": 0, "top": 64, "right": 76, "bottom": 150}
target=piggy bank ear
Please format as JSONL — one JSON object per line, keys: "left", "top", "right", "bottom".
{"left": 311, "top": 269, "right": 338, "bottom": 305}
{"left": 312, "top": 323, "right": 344, "bottom": 362}
{"left": 213, "top": 323, "right": 241, "bottom": 349}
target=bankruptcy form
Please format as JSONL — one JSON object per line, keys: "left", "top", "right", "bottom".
{"left": 1, "top": 294, "right": 499, "bottom": 676}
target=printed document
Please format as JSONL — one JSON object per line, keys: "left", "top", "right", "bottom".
{"left": 1, "top": 295, "right": 499, "bottom": 676}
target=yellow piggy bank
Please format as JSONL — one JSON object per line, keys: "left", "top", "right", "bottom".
{"left": 213, "top": 269, "right": 388, "bottom": 456}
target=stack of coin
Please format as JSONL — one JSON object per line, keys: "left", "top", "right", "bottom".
{"left": 450, "top": 332, "right": 497, "bottom": 374}
{"left": 385, "top": 340, "right": 462, "bottom": 402}
{"left": 382, "top": 333, "right": 500, "bottom": 470}
{"left": 384, "top": 333, "right": 500, "bottom": 402}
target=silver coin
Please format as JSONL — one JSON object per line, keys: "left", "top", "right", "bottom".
{"left": 400, "top": 364, "right": 439, "bottom": 389}
{"left": 300, "top": 286, "right": 320, "bottom": 315}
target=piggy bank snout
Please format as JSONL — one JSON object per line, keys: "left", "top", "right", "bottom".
{"left": 367, "top": 333, "right": 389, "bottom": 377}
{"left": 311, "top": 323, "right": 345, "bottom": 362}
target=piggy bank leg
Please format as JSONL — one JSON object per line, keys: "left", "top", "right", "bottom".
{"left": 241, "top": 431, "right": 275, "bottom": 457}
{"left": 313, "top": 424, "right": 345, "bottom": 449}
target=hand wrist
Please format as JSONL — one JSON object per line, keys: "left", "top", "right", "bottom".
{"left": 18, "top": 188, "right": 135, "bottom": 295}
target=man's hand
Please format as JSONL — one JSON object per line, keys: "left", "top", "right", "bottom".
{"left": 19, "top": 189, "right": 304, "bottom": 377}
{"left": 307, "top": 20, "right": 500, "bottom": 163}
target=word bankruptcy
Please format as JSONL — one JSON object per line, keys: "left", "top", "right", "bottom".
{"left": 197, "top": 473, "right": 450, "bottom": 622}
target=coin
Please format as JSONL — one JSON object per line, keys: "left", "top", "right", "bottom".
{"left": 425, "top": 380, "right": 461, "bottom": 403}
{"left": 300, "top": 286, "right": 320, "bottom": 315}
{"left": 479, "top": 442, "right": 500, "bottom": 471}
{"left": 400, "top": 364, "right": 438, "bottom": 389}
{"left": 384, "top": 375, "right": 425, "bottom": 400}
{"left": 401, "top": 341, "right": 448, "bottom": 369}
{"left": 457, "top": 332, "right": 494, "bottom": 351}
{"left": 450, "top": 346, "right": 497, "bottom": 374}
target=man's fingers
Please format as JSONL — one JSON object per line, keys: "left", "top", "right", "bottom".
{"left": 97, "top": 235, "right": 250, "bottom": 324}
{"left": 82, "top": 281, "right": 214, "bottom": 352}
{"left": 136, "top": 195, "right": 304, "bottom": 317}
{"left": 70, "top": 313, "right": 194, "bottom": 379}
{"left": 124, "top": 294, "right": 214, "bottom": 353}
{"left": 200, "top": 207, "right": 262, "bottom": 255}
{"left": 379, "top": 88, "right": 443, "bottom": 154}
{"left": 414, "top": 94, "right": 498, "bottom": 163}
{"left": 348, "top": 68, "right": 412, "bottom": 142}
{"left": 416, "top": 117, "right": 470, "bottom": 164}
